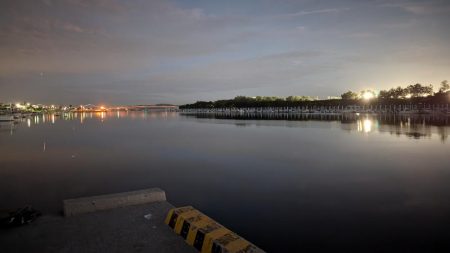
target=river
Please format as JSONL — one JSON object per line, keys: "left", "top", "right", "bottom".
{"left": 1, "top": 111, "right": 449, "bottom": 252}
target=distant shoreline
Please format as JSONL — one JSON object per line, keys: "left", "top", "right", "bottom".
{"left": 179, "top": 109, "right": 450, "bottom": 116}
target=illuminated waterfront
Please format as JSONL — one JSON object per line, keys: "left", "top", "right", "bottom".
{"left": 1, "top": 111, "right": 450, "bottom": 252}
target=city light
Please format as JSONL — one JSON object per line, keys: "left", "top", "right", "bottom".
{"left": 362, "top": 91, "right": 374, "bottom": 100}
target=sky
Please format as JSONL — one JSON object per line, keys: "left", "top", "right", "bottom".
{"left": 1, "top": 0, "right": 449, "bottom": 105}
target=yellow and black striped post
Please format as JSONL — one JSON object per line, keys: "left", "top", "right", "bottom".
{"left": 164, "top": 206, "right": 195, "bottom": 229}
{"left": 165, "top": 206, "right": 265, "bottom": 253}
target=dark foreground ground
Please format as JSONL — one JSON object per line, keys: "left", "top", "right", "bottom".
{"left": 0, "top": 201, "right": 196, "bottom": 253}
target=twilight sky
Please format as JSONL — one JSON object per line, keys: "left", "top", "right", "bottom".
{"left": 1, "top": 0, "right": 449, "bottom": 105}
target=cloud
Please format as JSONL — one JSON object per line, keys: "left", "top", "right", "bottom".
{"left": 116, "top": 50, "right": 336, "bottom": 99}
{"left": 42, "top": 0, "right": 52, "bottom": 6}
{"left": 61, "top": 23, "right": 84, "bottom": 33}
{"left": 1, "top": 0, "right": 450, "bottom": 104}
{"left": 65, "top": 0, "right": 127, "bottom": 13}
{"left": 277, "top": 7, "right": 350, "bottom": 18}
{"left": 381, "top": 1, "right": 450, "bottom": 15}
{"left": 0, "top": 0, "right": 251, "bottom": 74}
{"left": 347, "top": 32, "right": 378, "bottom": 38}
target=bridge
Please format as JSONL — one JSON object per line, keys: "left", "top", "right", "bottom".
{"left": 108, "top": 105, "right": 179, "bottom": 111}
{"left": 128, "top": 105, "right": 178, "bottom": 110}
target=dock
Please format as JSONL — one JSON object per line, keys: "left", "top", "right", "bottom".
{"left": 0, "top": 188, "right": 198, "bottom": 253}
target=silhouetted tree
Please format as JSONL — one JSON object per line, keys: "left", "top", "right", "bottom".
{"left": 341, "top": 91, "right": 359, "bottom": 100}
{"left": 180, "top": 80, "right": 448, "bottom": 109}
{"left": 439, "top": 80, "right": 449, "bottom": 93}
{"left": 406, "top": 83, "right": 433, "bottom": 98}
{"left": 394, "top": 86, "right": 408, "bottom": 99}
{"left": 379, "top": 86, "right": 410, "bottom": 99}
{"left": 378, "top": 90, "right": 390, "bottom": 99}
{"left": 286, "top": 96, "right": 314, "bottom": 102}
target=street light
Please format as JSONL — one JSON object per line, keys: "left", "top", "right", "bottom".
{"left": 362, "top": 91, "right": 374, "bottom": 100}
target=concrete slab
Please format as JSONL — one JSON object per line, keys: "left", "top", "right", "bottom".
{"left": 0, "top": 201, "right": 198, "bottom": 253}
{"left": 63, "top": 188, "right": 166, "bottom": 216}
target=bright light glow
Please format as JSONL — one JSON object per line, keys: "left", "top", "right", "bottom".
{"left": 357, "top": 118, "right": 373, "bottom": 133}
{"left": 362, "top": 91, "right": 374, "bottom": 100}
{"left": 100, "top": 106, "right": 105, "bottom": 110}
{"left": 363, "top": 119, "right": 372, "bottom": 133}
{"left": 405, "top": 94, "right": 412, "bottom": 99}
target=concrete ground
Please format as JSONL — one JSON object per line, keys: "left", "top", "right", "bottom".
{"left": 0, "top": 201, "right": 197, "bottom": 253}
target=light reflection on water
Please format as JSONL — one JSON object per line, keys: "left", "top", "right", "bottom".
{"left": 2, "top": 112, "right": 450, "bottom": 143}
{"left": 357, "top": 118, "right": 373, "bottom": 133}
{"left": 182, "top": 112, "right": 450, "bottom": 142}
{"left": 1, "top": 111, "right": 450, "bottom": 252}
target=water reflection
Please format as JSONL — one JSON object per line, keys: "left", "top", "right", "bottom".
{"left": 357, "top": 118, "right": 373, "bottom": 133}
{"left": 0, "top": 121, "right": 18, "bottom": 135}
{"left": 0, "top": 112, "right": 178, "bottom": 132}
{"left": 1, "top": 110, "right": 449, "bottom": 253}
{"left": 182, "top": 112, "right": 450, "bottom": 142}
{"left": 2, "top": 111, "right": 450, "bottom": 142}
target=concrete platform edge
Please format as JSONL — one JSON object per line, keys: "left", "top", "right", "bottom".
{"left": 63, "top": 188, "right": 167, "bottom": 216}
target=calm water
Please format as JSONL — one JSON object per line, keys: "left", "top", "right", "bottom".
{"left": 1, "top": 111, "right": 450, "bottom": 252}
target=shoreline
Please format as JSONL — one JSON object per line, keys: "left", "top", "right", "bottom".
{"left": 179, "top": 110, "right": 450, "bottom": 116}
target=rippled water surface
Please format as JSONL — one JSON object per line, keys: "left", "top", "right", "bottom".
{"left": 1, "top": 111, "right": 449, "bottom": 252}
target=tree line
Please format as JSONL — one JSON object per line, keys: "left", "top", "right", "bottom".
{"left": 180, "top": 81, "right": 450, "bottom": 109}
{"left": 341, "top": 81, "right": 448, "bottom": 100}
